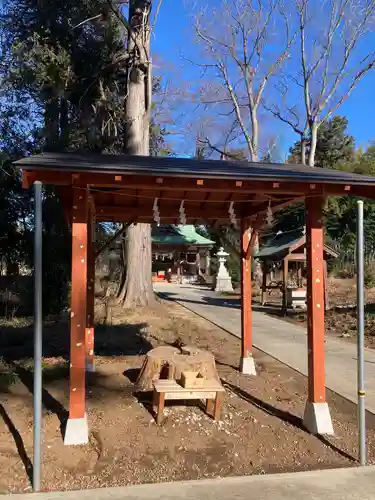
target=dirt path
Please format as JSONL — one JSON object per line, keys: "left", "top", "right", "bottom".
{"left": 1, "top": 297, "right": 375, "bottom": 493}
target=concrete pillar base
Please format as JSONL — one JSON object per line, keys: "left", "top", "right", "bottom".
{"left": 240, "top": 356, "right": 257, "bottom": 376}
{"left": 64, "top": 414, "right": 89, "bottom": 445}
{"left": 303, "top": 401, "right": 334, "bottom": 435}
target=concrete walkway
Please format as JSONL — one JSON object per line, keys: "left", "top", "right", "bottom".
{"left": 10, "top": 467, "right": 375, "bottom": 499}
{"left": 154, "top": 283, "right": 375, "bottom": 414}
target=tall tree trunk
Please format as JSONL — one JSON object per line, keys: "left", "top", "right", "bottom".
{"left": 118, "top": 224, "right": 154, "bottom": 307}
{"left": 308, "top": 122, "right": 318, "bottom": 167}
{"left": 250, "top": 108, "right": 259, "bottom": 162}
{"left": 118, "top": 0, "right": 155, "bottom": 307}
{"left": 44, "top": 98, "right": 59, "bottom": 151}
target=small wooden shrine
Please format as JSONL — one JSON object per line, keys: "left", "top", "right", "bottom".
{"left": 15, "top": 150, "right": 375, "bottom": 444}
{"left": 152, "top": 225, "right": 214, "bottom": 283}
{"left": 256, "top": 230, "right": 338, "bottom": 310}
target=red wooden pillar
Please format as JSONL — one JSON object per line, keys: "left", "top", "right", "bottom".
{"left": 64, "top": 187, "right": 89, "bottom": 445}
{"left": 86, "top": 200, "right": 95, "bottom": 373}
{"left": 240, "top": 218, "right": 256, "bottom": 375}
{"left": 303, "top": 196, "right": 333, "bottom": 435}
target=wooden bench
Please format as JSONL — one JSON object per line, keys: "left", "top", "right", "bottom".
{"left": 152, "top": 379, "right": 225, "bottom": 425}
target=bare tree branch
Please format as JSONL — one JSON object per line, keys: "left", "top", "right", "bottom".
{"left": 262, "top": 102, "right": 305, "bottom": 136}
{"left": 190, "top": 0, "right": 296, "bottom": 162}
{"left": 106, "top": 0, "right": 149, "bottom": 64}
{"left": 324, "top": 56, "right": 375, "bottom": 121}
{"left": 268, "top": 0, "right": 375, "bottom": 166}
{"left": 72, "top": 14, "right": 103, "bottom": 29}
{"left": 151, "top": 0, "right": 163, "bottom": 32}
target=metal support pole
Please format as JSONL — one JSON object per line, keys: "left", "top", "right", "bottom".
{"left": 33, "top": 181, "right": 43, "bottom": 491}
{"left": 357, "top": 200, "right": 366, "bottom": 466}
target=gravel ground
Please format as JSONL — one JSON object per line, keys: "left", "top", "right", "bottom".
{"left": 1, "top": 296, "right": 374, "bottom": 493}
{"left": 263, "top": 278, "right": 375, "bottom": 348}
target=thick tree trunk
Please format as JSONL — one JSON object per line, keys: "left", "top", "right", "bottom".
{"left": 119, "top": 0, "right": 154, "bottom": 307}
{"left": 118, "top": 223, "right": 154, "bottom": 307}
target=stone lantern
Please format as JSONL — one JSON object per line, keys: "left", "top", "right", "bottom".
{"left": 214, "top": 247, "right": 234, "bottom": 293}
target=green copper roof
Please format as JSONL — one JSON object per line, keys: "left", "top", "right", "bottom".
{"left": 152, "top": 225, "right": 214, "bottom": 247}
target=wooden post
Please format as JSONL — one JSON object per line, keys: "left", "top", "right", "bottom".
{"left": 64, "top": 187, "right": 89, "bottom": 445}
{"left": 195, "top": 250, "right": 201, "bottom": 279}
{"left": 240, "top": 218, "right": 256, "bottom": 375}
{"left": 156, "top": 393, "right": 165, "bottom": 425}
{"left": 177, "top": 256, "right": 181, "bottom": 284}
{"left": 213, "top": 392, "right": 222, "bottom": 420}
{"left": 86, "top": 200, "right": 95, "bottom": 372}
{"left": 303, "top": 196, "right": 333, "bottom": 435}
{"left": 297, "top": 262, "right": 303, "bottom": 287}
{"left": 282, "top": 256, "right": 289, "bottom": 313}
{"left": 261, "top": 260, "right": 268, "bottom": 306}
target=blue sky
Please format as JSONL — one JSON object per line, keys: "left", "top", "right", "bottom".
{"left": 152, "top": 0, "right": 375, "bottom": 156}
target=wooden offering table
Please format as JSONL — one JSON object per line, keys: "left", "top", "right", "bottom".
{"left": 152, "top": 379, "right": 225, "bottom": 425}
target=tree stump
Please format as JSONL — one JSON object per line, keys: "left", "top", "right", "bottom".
{"left": 136, "top": 345, "right": 220, "bottom": 391}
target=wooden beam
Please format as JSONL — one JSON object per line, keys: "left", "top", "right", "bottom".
{"left": 261, "top": 260, "right": 268, "bottom": 306}
{"left": 286, "top": 253, "right": 306, "bottom": 261}
{"left": 282, "top": 256, "right": 289, "bottom": 312}
{"left": 95, "top": 196, "right": 299, "bottom": 225}
{"left": 21, "top": 169, "right": 361, "bottom": 197}
{"left": 69, "top": 187, "right": 89, "bottom": 420}
{"left": 306, "top": 196, "right": 326, "bottom": 403}
{"left": 22, "top": 170, "right": 37, "bottom": 188}
{"left": 96, "top": 206, "right": 236, "bottom": 220}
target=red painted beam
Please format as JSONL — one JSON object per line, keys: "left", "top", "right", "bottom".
{"left": 85, "top": 206, "right": 95, "bottom": 372}
{"left": 69, "top": 187, "right": 89, "bottom": 420}
{"left": 20, "top": 169, "right": 361, "bottom": 197}
{"left": 306, "top": 196, "right": 326, "bottom": 403}
{"left": 244, "top": 216, "right": 264, "bottom": 259}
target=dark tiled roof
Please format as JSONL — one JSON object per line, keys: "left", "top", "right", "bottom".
{"left": 14, "top": 152, "right": 375, "bottom": 186}
{"left": 256, "top": 231, "right": 338, "bottom": 260}
{"left": 256, "top": 232, "right": 304, "bottom": 259}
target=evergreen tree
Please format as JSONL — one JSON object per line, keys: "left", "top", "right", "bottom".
{"left": 289, "top": 116, "right": 355, "bottom": 168}
{"left": 0, "top": 0, "right": 170, "bottom": 312}
{"left": 276, "top": 116, "right": 356, "bottom": 237}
